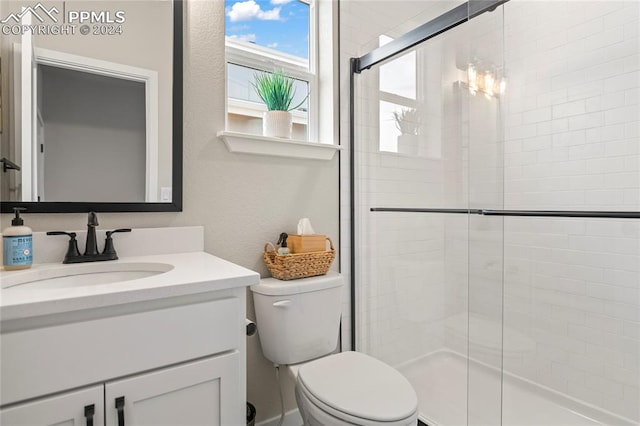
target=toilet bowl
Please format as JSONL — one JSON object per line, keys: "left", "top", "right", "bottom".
{"left": 292, "top": 352, "right": 418, "bottom": 425}
{"left": 251, "top": 273, "right": 419, "bottom": 425}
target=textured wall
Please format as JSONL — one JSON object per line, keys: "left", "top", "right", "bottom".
{"left": 0, "top": 1, "right": 340, "bottom": 422}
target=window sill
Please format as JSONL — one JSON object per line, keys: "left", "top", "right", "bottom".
{"left": 217, "top": 131, "right": 342, "bottom": 161}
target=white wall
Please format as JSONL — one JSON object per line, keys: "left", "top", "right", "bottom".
{"left": 0, "top": 1, "right": 339, "bottom": 422}
{"left": 34, "top": 0, "right": 174, "bottom": 195}
{"left": 40, "top": 66, "right": 146, "bottom": 202}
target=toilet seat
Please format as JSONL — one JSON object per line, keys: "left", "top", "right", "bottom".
{"left": 296, "top": 352, "right": 418, "bottom": 425}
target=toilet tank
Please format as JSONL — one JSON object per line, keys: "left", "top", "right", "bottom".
{"left": 250, "top": 272, "right": 343, "bottom": 365}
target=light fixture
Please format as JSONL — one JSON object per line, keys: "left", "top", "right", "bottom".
{"left": 465, "top": 63, "right": 506, "bottom": 98}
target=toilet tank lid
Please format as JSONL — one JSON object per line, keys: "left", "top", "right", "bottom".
{"left": 251, "top": 272, "right": 343, "bottom": 296}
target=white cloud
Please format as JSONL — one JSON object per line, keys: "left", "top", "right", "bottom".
{"left": 228, "top": 33, "right": 257, "bottom": 43}
{"left": 227, "top": 24, "right": 250, "bottom": 32}
{"left": 267, "top": 42, "right": 278, "bottom": 48}
{"left": 270, "top": 0, "right": 294, "bottom": 4}
{"left": 227, "top": 1, "right": 281, "bottom": 22}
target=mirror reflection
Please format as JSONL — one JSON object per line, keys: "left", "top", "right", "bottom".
{"left": 0, "top": 0, "right": 174, "bottom": 203}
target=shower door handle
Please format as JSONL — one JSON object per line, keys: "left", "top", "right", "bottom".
{"left": 273, "top": 300, "right": 292, "bottom": 308}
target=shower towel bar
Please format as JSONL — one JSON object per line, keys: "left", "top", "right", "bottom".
{"left": 370, "top": 208, "right": 640, "bottom": 219}
{"left": 371, "top": 208, "right": 481, "bottom": 214}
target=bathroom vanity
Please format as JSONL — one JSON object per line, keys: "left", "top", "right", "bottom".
{"left": 0, "top": 227, "right": 259, "bottom": 426}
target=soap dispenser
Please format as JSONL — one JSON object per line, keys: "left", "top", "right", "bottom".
{"left": 277, "top": 232, "right": 290, "bottom": 255}
{"left": 3, "top": 207, "right": 33, "bottom": 270}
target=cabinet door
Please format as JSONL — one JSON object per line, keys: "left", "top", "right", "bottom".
{"left": 105, "top": 352, "right": 241, "bottom": 426}
{"left": 1, "top": 385, "right": 103, "bottom": 426}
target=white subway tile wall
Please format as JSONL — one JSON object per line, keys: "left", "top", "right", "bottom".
{"left": 342, "top": 0, "right": 638, "bottom": 423}
{"left": 503, "top": 1, "right": 639, "bottom": 211}
{"left": 500, "top": 1, "right": 639, "bottom": 422}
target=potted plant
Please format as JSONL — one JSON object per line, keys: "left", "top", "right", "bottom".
{"left": 252, "top": 70, "right": 308, "bottom": 139}
{"left": 392, "top": 108, "right": 421, "bottom": 155}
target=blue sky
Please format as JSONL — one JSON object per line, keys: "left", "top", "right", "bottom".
{"left": 225, "top": 0, "right": 309, "bottom": 60}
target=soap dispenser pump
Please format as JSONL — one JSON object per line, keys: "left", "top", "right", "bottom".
{"left": 3, "top": 207, "right": 33, "bottom": 270}
{"left": 277, "top": 232, "right": 290, "bottom": 255}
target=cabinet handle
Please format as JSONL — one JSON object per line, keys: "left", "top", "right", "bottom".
{"left": 115, "top": 396, "right": 125, "bottom": 426}
{"left": 84, "top": 404, "right": 95, "bottom": 426}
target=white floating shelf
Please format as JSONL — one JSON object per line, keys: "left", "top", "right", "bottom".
{"left": 217, "top": 131, "right": 342, "bottom": 161}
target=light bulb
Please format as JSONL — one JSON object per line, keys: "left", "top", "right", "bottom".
{"left": 499, "top": 78, "right": 507, "bottom": 95}
{"left": 468, "top": 65, "right": 477, "bottom": 95}
{"left": 484, "top": 72, "right": 495, "bottom": 98}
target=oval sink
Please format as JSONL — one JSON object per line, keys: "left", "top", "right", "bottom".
{"left": 2, "top": 262, "right": 174, "bottom": 290}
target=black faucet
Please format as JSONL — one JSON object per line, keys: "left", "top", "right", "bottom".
{"left": 47, "top": 212, "right": 131, "bottom": 264}
{"left": 84, "top": 211, "right": 100, "bottom": 256}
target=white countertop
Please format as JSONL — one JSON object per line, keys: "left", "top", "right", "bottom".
{"left": 0, "top": 227, "right": 260, "bottom": 321}
{"left": 1, "top": 252, "right": 260, "bottom": 321}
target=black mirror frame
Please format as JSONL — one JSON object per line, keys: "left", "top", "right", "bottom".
{"left": 1, "top": 0, "right": 183, "bottom": 213}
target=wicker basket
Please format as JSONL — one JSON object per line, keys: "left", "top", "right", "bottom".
{"left": 263, "top": 238, "right": 335, "bottom": 280}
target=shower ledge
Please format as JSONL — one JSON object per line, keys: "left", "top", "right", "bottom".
{"left": 217, "top": 131, "right": 343, "bottom": 161}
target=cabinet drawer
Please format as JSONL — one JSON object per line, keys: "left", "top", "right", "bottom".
{"left": 1, "top": 385, "right": 104, "bottom": 426}
{"left": 105, "top": 352, "right": 242, "bottom": 426}
{"left": 1, "top": 297, "right": 240, "bottom": 405}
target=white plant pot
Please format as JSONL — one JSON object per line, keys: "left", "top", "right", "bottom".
{"left": 263, "top": 111, "right": 293, "bottom": 139}
{"left": 397, "top": 134, "right": 419, "bottom": 156}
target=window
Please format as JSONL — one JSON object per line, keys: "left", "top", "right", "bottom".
{"left": 377, "top": 35, "right": 442, "bottom": 158}
{"left": 225, "top": 0, "right": 317, "bottom": 141}
{"left": 378, "top": 35, "right": 419, "bottom": 154}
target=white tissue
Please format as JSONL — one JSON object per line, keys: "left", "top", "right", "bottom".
{"left": 297, "top": 218, "right": 316, "bottom": 235}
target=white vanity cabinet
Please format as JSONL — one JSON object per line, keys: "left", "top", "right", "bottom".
{"left": 1, "top": 228, "right": 260, "bottom": 426}
{"left": 1, "top": 289, "right": 248, "bottom": 426}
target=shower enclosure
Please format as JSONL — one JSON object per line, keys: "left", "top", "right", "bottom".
{"left": 348, "top": 1, "right": 639, "bottom": 425}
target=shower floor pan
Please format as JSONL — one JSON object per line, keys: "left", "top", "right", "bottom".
{"left": 397, "top": 350, "right": 636, "bottom": 426}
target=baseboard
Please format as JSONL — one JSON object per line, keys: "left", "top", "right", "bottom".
{"left": 256, "top": 408, "right": 302, "bottom": 426}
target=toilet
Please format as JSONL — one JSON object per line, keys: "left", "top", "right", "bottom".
{"left": 251, "top": 272, "right": 419, "bottom": 426}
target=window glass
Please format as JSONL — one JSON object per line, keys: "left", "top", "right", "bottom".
{"left": 225, "top": 0, "right": 310, "bottom": 61}
{"left": 379, "top": 35, "right": 416, "bottom": 100}
{"left": 379, "top": 101, "right": 402, "bottom": 153}
{"left": 228, "top": 63, "right": 309, "bottom": 111}
{"left": 227, "top": 63, "right": 309, "bottom": 139}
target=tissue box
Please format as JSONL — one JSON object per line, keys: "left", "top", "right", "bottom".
{"left": 288, "top": 234, "right": 327, "bottom": 253}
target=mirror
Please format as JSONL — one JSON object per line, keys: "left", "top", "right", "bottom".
{"left": 0, "top": 0, "right": 182, "bottom": 212}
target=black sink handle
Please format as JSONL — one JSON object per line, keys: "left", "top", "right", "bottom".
{"left": 103, "top": 229, "right": 132, "bottom": 258}
{"left": 46, "top": 231, "right": 81, "bottom": 261}
{"left": 46, "top": 231, "right": 77, "bottom": 238}
{"left": 105, "top": 228, "right": 132, "bottom": 238}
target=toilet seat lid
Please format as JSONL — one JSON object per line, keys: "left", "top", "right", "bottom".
{"left": 297, "top": 352, "right": 418, "bottom": 422}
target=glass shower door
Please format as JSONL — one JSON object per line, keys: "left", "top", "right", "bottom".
{"left": 352, "top": 23, "right": 474, "bottom": 426}
{"left": 465, "top": 4, "right": 506, "bottom": 425}
{"left": 352, "top": 2, "right": 507, "bottom": 423}
{"left": 499, "top": 1, "right": 640, "bottom": 424}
